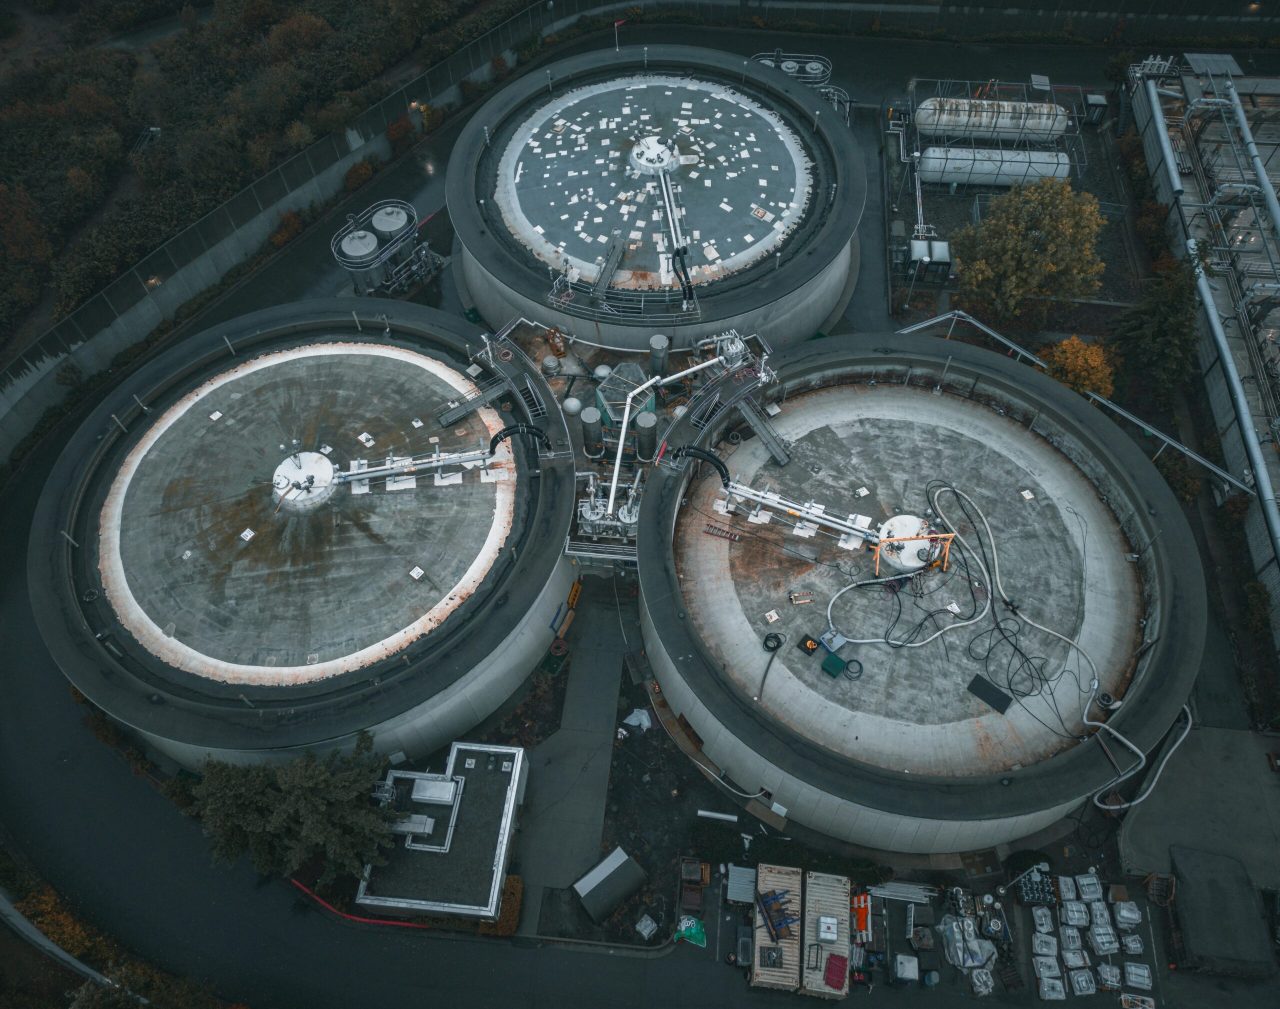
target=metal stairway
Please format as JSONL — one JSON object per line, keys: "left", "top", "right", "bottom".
{"left": 517, "top": 377, "right": 547, "bottom": 420}
{"left": 438, "top": 377, "right": 507, "bottom": 426}
{"left": 736, "top": 398, "right": 791, "bottom": 465}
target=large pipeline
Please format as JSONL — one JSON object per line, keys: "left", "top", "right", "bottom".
{"left": 1190, "top": 243, "right": 1280, "bottom": 572}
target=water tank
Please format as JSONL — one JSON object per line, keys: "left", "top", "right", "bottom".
{"left": 649, "top": 334, "right": 670, "bottom": 378}
{"left": 562, "top": 396, "right": 583, "bottom": 417}
{"left": 371, "top": 205, "right": 413, "bottom": 265}
{"left": 917, "top": 147, "right": 1071, "bottom": 187}
{"left": 339, "top": 230, "right": 384, "bottom": 294}
{"left": 541, "top": 355, "right": 561, "bottom": 377}
{"left": 914, "top": 97, "right": 1070, "bottom": 143}
{"left": 593, "top": 365, "right": 613, "bottom": 382}
{"left": 371, "top": 205, "right": 411, "bottom": 243}
{"left": 580, "top": 406, "right": 604, "bottom": 459}
{"left": 634, "top": 411, "right": 658, "bottom": 462}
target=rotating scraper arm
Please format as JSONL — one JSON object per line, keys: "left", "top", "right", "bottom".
{"left": 670, "top": 445, "right": 884, "bottom": 543}
{"left": 658, "top": 165, "right": 695, "bottom": 302}
{"left": 335, "top": 447, "right": 492, "bottom": 483}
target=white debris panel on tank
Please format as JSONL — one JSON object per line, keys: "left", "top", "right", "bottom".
{"left": 493, "top": 75, "right": 813, "bottom": 291}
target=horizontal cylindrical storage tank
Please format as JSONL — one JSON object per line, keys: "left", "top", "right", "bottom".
{"left": 914, "top": 97, "right": 1070, "bottom": 142}
{"left": 918, "top": 147, "right": 1070, "bottom": 187}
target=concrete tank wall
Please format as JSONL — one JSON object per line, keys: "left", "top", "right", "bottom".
{"left": 144, "top": 554, "right": 577, "bottom": 768}
{"left": 639, "top": 594, "right": 1081, "bottom": 854}
{"left": 460, "top": 240, "right": 852, "bottom": 351}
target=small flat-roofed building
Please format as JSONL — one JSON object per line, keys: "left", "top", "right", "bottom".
{"left": 573, "top": 847, "right": 646, "bottom": 923}
{"left": 356, "top": 743, "right": 525, "bottom": 921}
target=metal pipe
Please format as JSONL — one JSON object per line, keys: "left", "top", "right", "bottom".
{"left": 696, "top": 810, "right": 739, "bottom": 823}
{"left": 1144, "top": 79, "right": 1184, "bottom": 199}
{"left": 1226, "top": 80, "right": 1280, "bottom": 247}
{"left": 1190, "top": 241, "right": 1280, "bottom": 569}
{"left": 606, "top": 355, "right": 724, "bottom": 515}
{"left": 901, "top": 309, "right": 1255, "bottom": 495}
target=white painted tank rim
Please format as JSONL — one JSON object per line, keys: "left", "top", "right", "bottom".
{"left": 96, "top": 342, "right": 516, "bottom": 686}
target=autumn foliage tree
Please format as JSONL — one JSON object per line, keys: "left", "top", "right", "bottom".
{"left": 1040, "top": 335, "right": 1115, "bottom": 398}
{"left": 954, "top": 178, "right": 1105, "bottom": 327}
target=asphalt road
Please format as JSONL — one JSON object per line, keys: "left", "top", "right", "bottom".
{"left": 2, "top": 26, "right": 1274, "bottom": 1009}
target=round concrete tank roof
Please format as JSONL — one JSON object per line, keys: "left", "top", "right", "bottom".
{"left": 448, "top": 46, "right": 866, "bottom": 350}
{"left": 637, "top": 333, "right": 1204, "bottom": 852}
{"left": 29, "top": 301, "right": 575, "bottom": 762}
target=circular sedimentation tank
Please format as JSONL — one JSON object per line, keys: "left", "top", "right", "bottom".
{"left": 448, "top": 46, "right": 865, "bottom": 350}
{"left": 637, "top": 334, "right": 1204, "bottom": 853}
{"left": 30, "top": 301, "right": 576, "bottom": 767}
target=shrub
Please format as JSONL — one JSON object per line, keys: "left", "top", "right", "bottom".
{"left": 344, "top": 160, "right": 374, "bottom": 192}
{"left": 15, "top": 885, "right": 119, "bottom": 965}
{"left": 386, "top": 114, "right": 415, "bottom": 156}
{"left": 1156, "top": 451, "right": 1202, "bottom": 504}
{"left": 1041, "top": 335, "right": 1116, "bottom": 398}
{"left": 478, "top": 875, "right": 523, "bottom": 936}
{"left": 269, "top": 210, "right": 304, "bottom": 249}
{"left": 1245, "top": 581, "right": 1273, "bottom": 637}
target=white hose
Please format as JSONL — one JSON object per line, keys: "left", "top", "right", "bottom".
{"left": 931, "top": 486, "right": 1192, "bottom": 811}
{"left": 827, "top": 483, "right": 1192, "bottom": 810}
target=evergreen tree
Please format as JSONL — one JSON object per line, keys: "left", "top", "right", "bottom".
{"left": 186, "top": 732, "right": 396, "bottom": 886}
{"left": 1113, "top": 257, "right": 1201, "bottom": 410}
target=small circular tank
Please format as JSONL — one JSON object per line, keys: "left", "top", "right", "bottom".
{"left": 371, "top": 204, "right": 413, "bottom": 265}
{"left": 371, "top": 205, "right": 411, "bottom": 242}
{"left": 562, "top": 396, "right": 583, "bottom": 416}
{"left": 541, "top": 355, "right": 561, "bottom": 377}
{"left": 593, "top": 364, "right": 613, "bottom": 382}
{"left": 339, "top": 230, "right": 383, "bottom": 294}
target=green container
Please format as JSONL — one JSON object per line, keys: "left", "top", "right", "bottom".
{"left": 821, "top": 652, "right": 847, "bottom": 678}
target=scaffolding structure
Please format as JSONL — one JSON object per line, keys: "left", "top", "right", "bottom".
{"left": 1150, "top": 60, "right": 1280, "bottom": 430}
